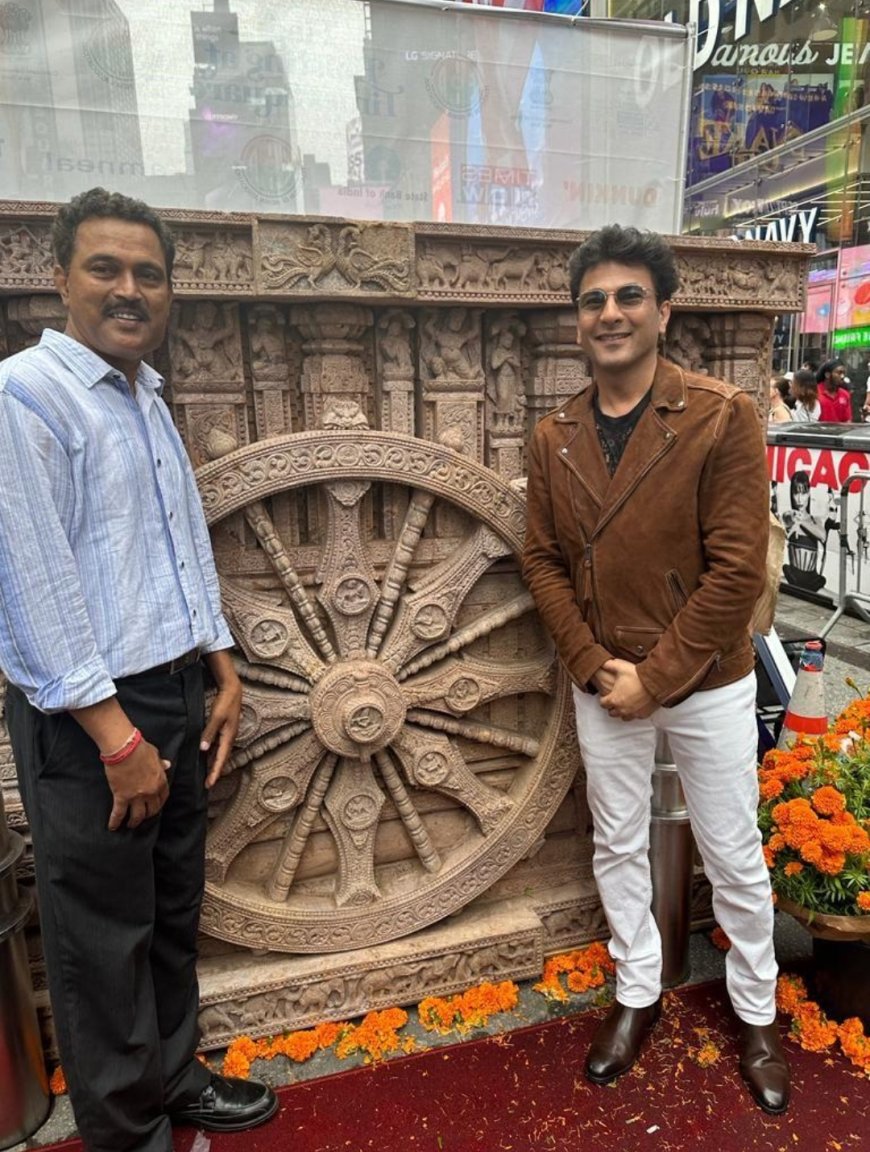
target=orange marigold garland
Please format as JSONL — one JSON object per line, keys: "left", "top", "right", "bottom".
{"left": 775, "top": 973, "right": 870, "bottom": 1072}
{"left": 49, "top": 1065, "right": 67, "bottom": 1095}
{"left": 418, "top": 980, "right": 519, "bottom": 1035}
{"left": 533, "top": 942, "right": 615, "bottom": 1003}
{"left": 334, "top": 1007, "right": 409, "bottom": 1063}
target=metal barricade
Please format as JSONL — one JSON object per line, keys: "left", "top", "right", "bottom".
{"left": 821, "top": 468, "right": 870, "bottom": 640}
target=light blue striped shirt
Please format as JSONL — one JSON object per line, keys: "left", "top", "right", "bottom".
{"left": 0, "top": 329, "right": 233, "bottom": 712}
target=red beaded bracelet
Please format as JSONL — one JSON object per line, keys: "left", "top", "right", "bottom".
{"left": 100, "top": 728, "right": 143, "bottom": 766}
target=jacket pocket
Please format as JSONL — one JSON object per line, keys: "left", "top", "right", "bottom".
{"left": 665, "top": 568, "right": 689, "bottom": 614}
{"left": 614, "top": 626, "right": 662, "bottom": 660}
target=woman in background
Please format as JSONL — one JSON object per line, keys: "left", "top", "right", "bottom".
{"left": 768, "top": 376, "right": 792, "bottom": 423}
{"left": 790, "top": 368, "right": 821, "bottom": 422}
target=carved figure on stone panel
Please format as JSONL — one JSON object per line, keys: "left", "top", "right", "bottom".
{"left": 262, "top": 224, "right": 336, "bottom": 290}
{"left": 249, "top": 308, "right": 287, "bottom": 380}
{"left": 489, "top": 250, "right": 535, "bottom": 292}
{"left": 177, "top": 232, "right": 211, "bottom": 280}
{"left": 417, "top": 241, "right": 452, "bottom": 289}
{"left": 190, "top": 410, "right": 240, "bottom": 468}
{"left": 425, "top": 309, "right": 480, "bottom": 381}
{"left": 209, "top": 233, "right": 253, "bottom": 282}
{"left": 488, "top": 317, "right": 527, "bottom": 428}
{"left": 335, "top": 225, "right": 409, "bottom": 291}
{"left": 377, "top": 310, "right": 415, "bottom": 378}
{"left": 0, "top": 225, "right": 52, "bottom": 281}
{"left": 665, "top": 315, "right": 711, "bottom": 375}
{"left": 454, "top": 245, "right": 492, "bottom": 291}
{"left": 173, "top": 301, "right": 239, "bottom": 380}
{"left": 321, "top": 400, "right": 369, "bottom": 430}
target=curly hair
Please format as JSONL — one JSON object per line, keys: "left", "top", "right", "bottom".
{"left": 567, "top": 224, "right": 680, "bottom": 305}
{"left": 52, "top": 186, "right": 175, "bottom": 279}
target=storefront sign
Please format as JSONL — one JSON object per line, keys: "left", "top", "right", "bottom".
{"left": 737, "top": 206, "right": 818, "bottom": 243}
{"left": 832, "top": 326, "right": 870, "bottom": 349}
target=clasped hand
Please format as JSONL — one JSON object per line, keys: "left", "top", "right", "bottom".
{"left": 594, "top": 658, "right": 657, "bottom": 720}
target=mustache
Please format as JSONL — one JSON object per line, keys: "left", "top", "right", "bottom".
{"left": 104, "top": 301, "right": 149, "bottom": 321}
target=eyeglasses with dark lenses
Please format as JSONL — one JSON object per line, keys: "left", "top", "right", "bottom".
{"left": 578, "top": 284, "right": 654, "bottom": 312}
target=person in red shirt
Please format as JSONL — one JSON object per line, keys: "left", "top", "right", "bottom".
{"left": 816, "top": 358, "right": 853, "bottom": 422}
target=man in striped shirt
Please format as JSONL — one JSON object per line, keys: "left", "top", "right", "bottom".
{"left": 0, "top": 188, "right": 276, "bottom": 1151}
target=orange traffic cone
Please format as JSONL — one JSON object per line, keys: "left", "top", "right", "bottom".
{"left": 777, "top": 640, "right": 828, "bottom": 749}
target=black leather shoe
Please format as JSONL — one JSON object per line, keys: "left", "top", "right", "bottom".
{"left": 585, "top": 998, "right": 662, "bottom": 1085}
{"left": 170, "top": 1073, "right": 278, "bottom": 1132}
{"left": 738, "top": 1021, "right": 790, "bottom": 1115}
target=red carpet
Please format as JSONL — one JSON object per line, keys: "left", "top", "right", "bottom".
{"left": 43, "top": 980, "right": 870, "bottom": 1152}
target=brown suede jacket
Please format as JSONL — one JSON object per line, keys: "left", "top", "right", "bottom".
{"left": 522, "top": 357, "right": 769, "bottom": 707}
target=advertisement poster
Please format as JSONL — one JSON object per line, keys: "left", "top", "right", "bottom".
{"left": 690, "top": 72, "right": 834, "bottom": 185}
{"left": 768, "top": 435, "right": 870, "bottom": 605}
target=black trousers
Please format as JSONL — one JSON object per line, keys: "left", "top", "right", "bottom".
{"left": 6, "top": 663, "right": 211, "bottom": 1152}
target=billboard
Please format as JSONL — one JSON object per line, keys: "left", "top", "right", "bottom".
{"left": 0, "top": 0, "right": 692, "bottom": 231}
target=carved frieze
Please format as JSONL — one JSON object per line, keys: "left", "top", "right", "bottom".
{"left": 258, "top": 221, "right": 412, "bottom": 295}
{"left": 173, "top": 229, "right": 255, "bottom": 295}
{"left": 0, "top": 223, "right": 54, "bottom": 291}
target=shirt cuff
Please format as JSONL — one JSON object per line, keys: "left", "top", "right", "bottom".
{"left": 30, "top": 659, "right": 116, "bottom": 714}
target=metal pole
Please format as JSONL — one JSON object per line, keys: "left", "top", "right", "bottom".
{"left": 0, "top": 788, "right": 49, "bottom": 1150}
{"left": 649, "top": 732, "right": 695, "bottom": 987}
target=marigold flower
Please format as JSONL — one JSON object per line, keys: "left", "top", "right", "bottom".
{"left": 709, "top": 926, "right": 731, "bottom": 951}
{"left": 49, "top": 1066, "right": 67, "bottom": 1095}
{"left": 783, "top": 861, "right": 803, "bottom": 877}
{"left": 857, "top": 892, "right": 870, "bottom": 912}
{"left": 811, "top": 785, "right": 846, "bottom": 816}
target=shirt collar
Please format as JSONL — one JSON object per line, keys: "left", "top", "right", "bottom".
{"left": 40, "top": 328, "right": 165, "bottom": 396}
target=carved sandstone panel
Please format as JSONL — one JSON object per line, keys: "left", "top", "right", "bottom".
{"left": 194, "top": 432, "right": 578, "bottom": 953}
{"left": 257, "top": 221, "right": 412, "bottom": 296}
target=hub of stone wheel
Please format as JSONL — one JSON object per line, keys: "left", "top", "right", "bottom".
{"left": 309, "top": 659, "right": 407, "bottom": 759}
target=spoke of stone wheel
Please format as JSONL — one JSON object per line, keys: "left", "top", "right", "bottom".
{"left": 317, "top": 481, "right": 380, "bottom": 658}
{"left": 374, "top": 750, "right": 441, "bottom": 874}
{"left": 266, "top": 752, "right": 338, "bottom": 902}
{"left": 322, "top": 758, "right": 386, "bottom": 907}
{"left": 206, "top": 730, "right": 325, "bottom": 884}
{"left": 396, "top": 592, "right": 535, "bottom": 681}
{"left": 232, "top": 655, "right": 311, "bottom": 695}
{"left": 401, "top": 652, "right": 556, "bottom": 712}
{"left": 230, "top": 720, "right": 312, "bottom": 770}
{"left": 379, "top": 524, "right": 511, "bottom": 673}
{"left": 223, "top": 581, "right": 326, "bottom": 681}
{"left": 391, "top": 726, "right": 513, "bottom": 836}
{"left": 366, "top": 489, "right": 436, "bottom": 658}
{"left": 244, "top": 500, "right": 337, "bottom": 661}
{"left": 406, "top": 708, "right": 539, "bottom": 757}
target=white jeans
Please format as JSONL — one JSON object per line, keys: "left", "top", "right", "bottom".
{"left": 573, "top": 672, "right": 777, "bottom": 1025}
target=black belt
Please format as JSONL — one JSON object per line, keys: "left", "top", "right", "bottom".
{"left": 134, "top": 647, "right": 202, "bottom": 678}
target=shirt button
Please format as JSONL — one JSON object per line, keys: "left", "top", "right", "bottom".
{"left": 157, "top": 458, "right": 162, "bottom": 467}
{"left": 192, "top": 610, "right": 197, "bottom": 618}
{"left": 636, "top": 645, "right": 645, "bottom": 654}
{"left": 169, "top": 511, "right": 174, "bottom": 520}
{"left": 677, "top": 401, "right": 685, "bottom": 408}
{"left": 180, "top": 561, "right": 185, "bottom": 570}
{"left": 561, "top": 447, "right": 568, "bottom": 454}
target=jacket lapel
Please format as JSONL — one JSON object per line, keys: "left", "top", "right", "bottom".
{"left": 559, "top": 358, "right": 688, "bottom": 539}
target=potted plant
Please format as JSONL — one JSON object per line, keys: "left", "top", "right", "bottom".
{"left": 758, "top": 690, "right": 870, "bottom": 1024}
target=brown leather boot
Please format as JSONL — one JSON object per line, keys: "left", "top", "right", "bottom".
{"left": 738, "top": 1021, "right": 791, "bottom": 1114}
{"left": 585, "top": 998, "right": 662, "bottom": 1085}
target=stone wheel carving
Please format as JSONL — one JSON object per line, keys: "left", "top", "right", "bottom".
{"left": 196, "top": 431, "right": 577, "bottom": 952}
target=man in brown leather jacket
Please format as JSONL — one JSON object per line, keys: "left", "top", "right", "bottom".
{"left": 522, "top": 225, "right": 789, "bottom": 1114}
